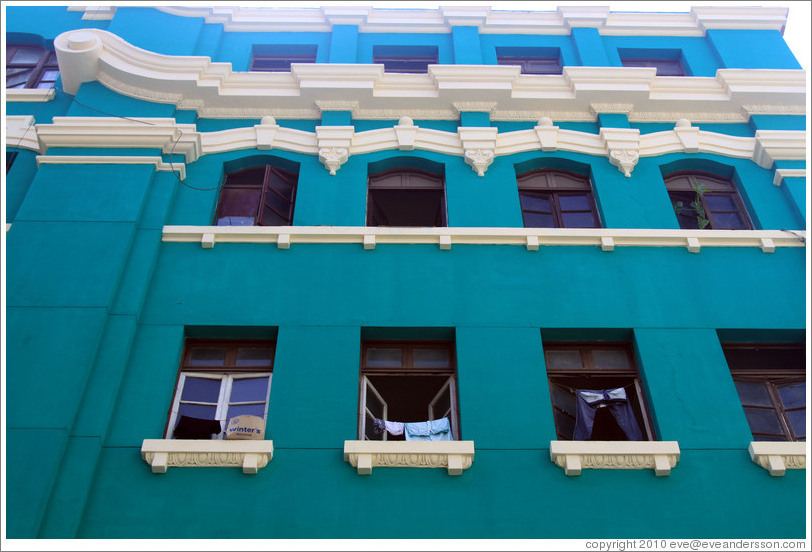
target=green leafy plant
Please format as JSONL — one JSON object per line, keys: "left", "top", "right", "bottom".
{"left": 673, "top": 178, "right": 710, "bottom": 229}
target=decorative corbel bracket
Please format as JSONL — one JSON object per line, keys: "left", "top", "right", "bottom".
{"left": 600, "top": 127, "right": 641, "bottom": 177}
{"left": 394, "top": 116, "right": 418, "bottom": 151}
{"left": 749, "top": 441, "right": 806, "bottom": 476}
{"left": 315, "top": 125, "right": 354, "bottom": 175}
{"left": 673, "top": 118, "right": 700, "bottom": 153}
{"left": 535, "top": 116, "right": 559, "bottom": 151}
{"left": 752, "top": 130, "right": 807, "bottom": 169}
{"left": 255, "top": 115, "right": 280, "bottom": 150}
{"left": 458, "top": 126, "right": 498, "bottom": 176}
{"left": 54, "top": 30, "right": 104, "bottom": 95}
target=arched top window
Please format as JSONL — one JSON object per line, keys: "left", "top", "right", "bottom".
{"left": 664, "top": 171, "right": 752, "bottom": 230}
{"left": 215, "top": 165, "right": 298, "bottom": 226}
{"left": 6, "top": 44, "right": 59, "bottom": 89}
{"left": 367, "top": 168, "right": 446, "bottom": 227}
{"left": 517, "top": 169, "right": 600, "bottom": 228}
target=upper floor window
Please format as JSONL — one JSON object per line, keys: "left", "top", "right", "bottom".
{"left": 496, "top": 47, "right": 562, "bottom": 75}
{"left": 517, "top": 169, "right": 600, "bottom": 228}
{"left": 619, "top": 49, "right": 686, "bottom": 76}
{"left": 373, "top": 45, "right": 438, "bottom": 73}
{"left": 367, "top": 168, "right": 446, "bottom": 227}
{"left": 724, "top": 343, "right": 805, "bottom": 442}
{"left": 665, "top": 171, "right": 753, "bottom": 230}
{"left": 165, "top": 340, "right": 275, "bottom": 440}
{"left": 215, "top": 164, "right": 298, "bottom": 226}
{"left": 545, "top": 342, "right": 655, "bottom": 441}
{"left": 250, "top": 44, "right": 317, "bottom": 71}
{"left": 360, "top": 341, "right": 459, "bottom": 441}
{"left": 6, "top": 44, "right": 59, "bottom": 89}
{"left": 6, "top": 151, "right": 18, "bottom": 174}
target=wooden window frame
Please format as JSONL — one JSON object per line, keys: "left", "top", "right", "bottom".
{"left": 367, "top": 168, "right": 447, "bottom": 227}
{"left": 164, "top": 339, "right": 276, "bottom": 439}
{"left": 621, "top": 57, "right": 686, "bottom": 76}
{"left": 544, "top": 342, "right": 656, "bottom": 441}
{"left": 517, "top": 169, "right": 600, "bottom": 228}
{"left": 215, "top": 164, "right": 298, "bottom": 226}
{"left": 724, "top": 343, "right": 805, "bottom": 442}
{"left": 6, "top": 44, "right": 59, "bottom": 89}
{"left": 496, "top": 55, "right": 562, "bottom": 75}
{"left": 665, "top": 170, "right": 753, "bottom": 230}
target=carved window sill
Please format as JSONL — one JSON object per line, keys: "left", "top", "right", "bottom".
{"left": 343, "top": 440, "right": 475, "bottom": 475}
{"left": 141, "top": 439, "right": 274, "bottom": 474}
{"left": 748, "top": 441, "right": 806, "bottom": 476}
{"left": 550, "top": 440, "right": 681, "bottom": 476}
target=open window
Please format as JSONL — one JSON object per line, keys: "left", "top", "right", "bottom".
{"left": 359, "top": 341, "right": 459, "bottom": 441}
{"left": 6, "top": 44, "right": 59, "bottom": 89}
{"left": 373, "top": 45, "right": 438, "bottom": 73}
{"left": 545, "top": 343, "right": 655, "bottom": 441}
{"left": 496, "top": 47, "right": 562, "bottom": 75}
{"left": 250, "top": 44, "right": 317, "bottom": 71}
{"left": 165, "top": 340, "right": 274, "bottom": 439}
{"left": 723, "top": 343, "right": 805, "bottom": 442}
{"left": 665, "top": 171, "right": 753, "bottom": 230}
{"left": 517, "top": 169, "right": 600, "bottom": 228}
{"left": 367, "top": 168, "right": 446, "bottom": 227}
{"left": 215, "top": 164, "right": 298, "bottom": 226}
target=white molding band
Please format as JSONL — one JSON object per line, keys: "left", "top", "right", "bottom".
{"left": 141, "top": 439, "right": 274, "bottom": 474}
{"left": 550, "top": 440, "right": 681, "bottom": 476}
{"left": 154, "top": 6, "right": 788, "bottom": 35}
{"left": 9, "top": 116, "right": 806, "bottom": 177}
{"left": 5, "top": 89, "right": 56, "bottom": 102}
{"left": 748, "top": 442, "right": 807, "bottom": 476}
{"left": 66, "top": 6, "right": 118, "bottom": 20}
{"left": 35, "top": 155, "right": 186, "bottom": 180}
{"left": 161, "top": 226, "right": 806, "bottom": 253}
{"left": 52, "top": 28, "right": 805, "bottom": 122}
{"left": 343, "top": 440, "right": 475, "bottom": 475}
{"left": 773, "top": 168, "right": 807, "bottom": 186}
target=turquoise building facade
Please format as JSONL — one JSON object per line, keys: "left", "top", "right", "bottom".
{"left": 3, "top": 5, "right": 808, "bottom": 540}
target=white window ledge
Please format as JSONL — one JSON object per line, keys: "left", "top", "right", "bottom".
{"left": 141, "top": 439, "right": 273, "bottom": 474}
{"left": 748, "top": 441, "right": 807, "bottom": 476}
{"left": 550, "top": 440, "right": 681, "bottom": 476}
{"left": 5, "top": 88, "right": 56, "bottom": 102}
{"left": 343, "top": 440, "right": 475, "bottom": 475}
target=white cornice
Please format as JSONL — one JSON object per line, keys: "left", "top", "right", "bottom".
{"left": 52, "top": 29, "right": 806, "bottom": 122}
{"left": 66, "top": 6, "right": 117, "bottom": 20}
{"left": 6, "top": 115, "right": 40, "bottom": 151}
{"left": 5, "top": 88, "right": 56, "bottom": 102}
{"left": 36, "top": 155, "right": 186, "bottom": 180}
{"left": 153, "top": 6, "right": 787, "bottom": 35}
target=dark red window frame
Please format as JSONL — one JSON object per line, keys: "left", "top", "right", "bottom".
{"left": 517, "top": 169, "right": 600, "bottom": 228}
{"left": 665, "top": 171, "right": 753, "bottom": 230}
{"left": 215, "top": 165, "right": 298, "bottom": 226}
{"left": 6, "top": 44, "right": 59, "bottom": 89}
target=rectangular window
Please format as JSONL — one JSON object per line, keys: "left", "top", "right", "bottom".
{"left": 367, "top": 168, "right": 446, "bottom": 227}
{"left": 165, "top": 340, "right": 275, "bottom": 439}
{"left": 6, "top": 44, "right": 59, "bottom": 89}
{"left": 724, "top": 343, "right": 805, "bottom": 442}
{"left": 665, "top": 171, "right": 753, "bottom": 230}
{"left": 517, "top": 169, "right": 600, "bottom": 228}
{"left": 359, "top": 341, "right": 459, "bottom": 441}
{"left": 496, "top": 47, "right": 562, "bottom": 75}
{"left": 216, "top": 164, "right": 298, "bottom": 226}
{"left": 619, "top": 49, "right": 687, "bottom": 76}
{"left": 373, "top": 45, "right": 438, "bottom": 73}
{"left": 545, "top": 343, "right": 655, "bottom": 441}
{"left": 250, "top": 44, "right": 317, "bottom": 71}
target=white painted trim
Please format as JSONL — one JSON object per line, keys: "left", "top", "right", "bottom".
{"left": 5, "top": 88, "right": 56, "bottom": 102}
{"left": 154, "top": 6, "right": 787, "bottom": 35}
{"left": 550, "top": 440, "right": 681, "bottom": 476}
{"left": 5, "top": 115, "right": 40, "bottom": 151}
{"left": 66, "top": 6, "right": 117, "bottom": 20}
{"left": 343, "top": 440, "right": 475, "bottom": 475}
{"left": 52, "top": 29, "right": 806, "bottom": 122}
{"left": 773, "top": 168, "right": 807, "bottom": 186}
{"left": 141, "top": 439, "right": 273, "bottom": 474}
{"left": 161, "top": 226, "right": 806, "bottom": 253}
{"left": 748, "top": 442, "right": 806, "bottom": 476}
{"left": 35, "top": 155, "right": 186, "bottom": 179}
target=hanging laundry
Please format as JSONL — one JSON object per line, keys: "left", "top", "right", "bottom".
{"left": 573, "top": 387, "right": 643, "bottom": 441}
{"left": 384, "top": 420, "right": 404, "bottom": 436}
{"left": 405, "top": 417, "right": 452, "bottom": 441}
{"left": 372, "top": 418, "right": 386, "bottom": 435}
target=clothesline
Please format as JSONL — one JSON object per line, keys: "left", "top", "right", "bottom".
{"left": 372, "top": 416, "right": 452, "bottom": 441}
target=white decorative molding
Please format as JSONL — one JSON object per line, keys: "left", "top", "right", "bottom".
{"left": 752, "top": 130, "right": 808, "bottom": 169}
{"left": 600, "top": 127, "right": 641, "bottom": 177}
{"left": 162, "top": 226, "right": 807, "bottom": 253}
{"left": 52, "top": 29, "right": 806, "bottom": 121}
{"left": 749, "top": 442, "right": 806, "bottom": 476}
{"left": 550, "top": 440, "right": 681, "bottom": 476}
{"left": 316, "top": 126, "right": 354, "bottom": 175}
{"left": 458, "top": 127, "right": 498, "bottom": 176}
{"left": 67, "top": 6, "right": 118, "bottom": 20}
{"left": 36, "top": 155, "right": 186, "bottom": 180}
{"left": 141, "top": 439, "right": 274, "bottom": 474}
{"left": 5, "top": 88, "right": 56, "bottom": 102}
{"left": 343, "top": 440, "right": 475, "bottom": 475}
{"left": 773, "top": 168, "right": 807, "bottom": 186}
{"left": 6, "top": 115, "right": 40, "bottom": 151}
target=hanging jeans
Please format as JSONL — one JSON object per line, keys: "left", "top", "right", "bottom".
{"left": 404, "top": 417, "right": 452, "bottom": 441}
{"left": 573, "top": 388, "right": 643, "bottom": 441}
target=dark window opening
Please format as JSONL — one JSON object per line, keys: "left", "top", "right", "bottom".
{"left": 360, "top": 341, "right": 459, "bottom": 441}
{"left": 250, "top": 44, "right": 317, "bottom": 71}
{"left": 367, "top": 168, "right": 446, "bottom": 227}
{"left": 665, "top": 171, "right": 752, "bottom": 230}
{"left": 373, "top": 45, "right": 438, "bottom": 73}
{"left": 517, "top": 169, "right": 600, "bottom": 228}
{"left": 216, "top": 165, "right": 298, "bottom": 226}
{"left": 621, "top": 57, "right": 686, "bottom": 76}
{"left": 6, "top": 151, "right": 18, "bottom": 174}
{"left": 724, "top": 343, "right": 805, "bottom": 442}
{"left": 545, "top": 343, "right": 655, "bottom": 441}
{"left": 496, "top": 47, "right": 562, "bottom": 75}
{"left": 6, "top": 44, "right": 59, "bottom": 89}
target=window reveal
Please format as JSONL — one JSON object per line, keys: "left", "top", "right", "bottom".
{"left": 517, "top": 169, "right": 600, "bottom": 228}
{"left": 216, "top": 165, "right": 298, "bottom": 226}
{"left": 367, "top": 168, "right": 446, "bottom": 227}
{"left": 620, "top": 57, "right": 686, "bottom": 76}
{"left": 250, "top": 44, "right": 317, "bottom": 71}
{"left": 373, "top": 45, "right": 438, "bottom": 73}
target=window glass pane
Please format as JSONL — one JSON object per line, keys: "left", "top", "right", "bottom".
{"left": 558, "top": 194, "right": 591, "bottom": 211}
{"left": 181, "top": 376, "right": 222, "bottom": 402}
{"left": 260, "top": 208, "right": 289, "bottom": 226}
{"left": 366, "top": 348, "right": 403, "bottom": 368}
{"left": 777, "top": 381, "right": 805, "bottom": 409}
{"left": 41, "top": 70, "right": 60, "bottom": 81}
{"left": 734, "top": 381, "right": 773, "bottom": 407}
{"left": 218, "top": 187, "right": 261, "bottom": 219}
{"left": 561, "top": 211, "right": 597, "bottom": 228}
{"left": 753, "top": 434, "right": 786, "bottom": 442}
{"left": 11, "top": 48, "right": 42, "bottom": 64}
{"left": 592, "top": 349, "right": 632, "bottom": 370}
{"left": 786, "top": 409, "right": 805, "bottom": 439}
{"left": 550, "top": 384, "right": 576, "bottom": 415}
{"left": 554, "top": 408, "right": 575, "bottom": 439}
{"left": 236, "top": 347, "right": 273, "bottom": 366}
{"left": 519, "top": 193, "right": 551, "bottom": 212}
{"left": 187, "top": 347, "right": 226, "bottom": 366}
{"left": 6, "top": 69, "right": 31, "bottom": 87}
{"left": 523, "top": 212, "right": 555, "bottom": 228}
{"left": 230, "top": 377, "right": 270, "bottom": 403}
{"left": 413, "top": 348, "right": 449, "bottom": 368}
{"left": 743, "top": 407, "right": 784, "bottom": 435}
{"left": 178, "top": 403, "right": 218, "bottom": 419}
{"left": 365, "top": 379, "right": 386, "bottom": 420}
{"left": 712, "top": 212, "right": 747, "bottom": 229}
{"left": 545, "top": 350, "right": 583, "bottom": 370}
{"left": 431, "top": 384, "right": 451, "bottom": 419}
{"left": 704, "top": 195, "right": 736, "bottom": 211}
{"left": 36, "top": 81, "right": 55, "bottom": 89}
{"left": 227, "top": 403, "right": 267, "bottom": 418}
{"left": 265, "top": 189, "right": 292, "bottom": 214}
